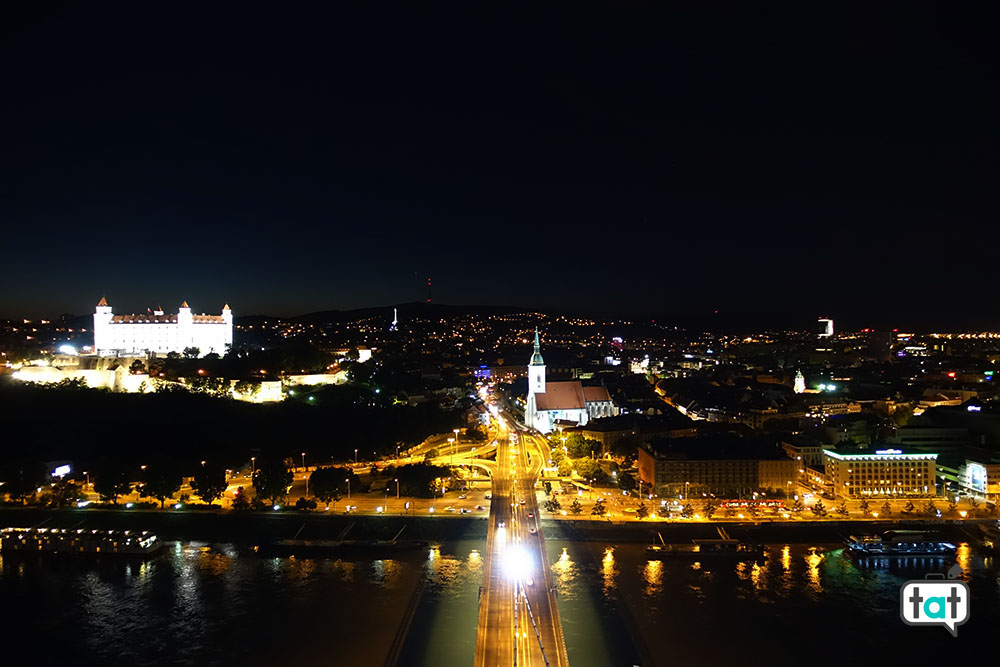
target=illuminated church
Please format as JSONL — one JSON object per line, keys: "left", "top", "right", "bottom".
{"left": 93, "top": 297, "right": 233, "bottom": 357}
{"left": 524, "top": 330, "right": 617, "bottom": 434}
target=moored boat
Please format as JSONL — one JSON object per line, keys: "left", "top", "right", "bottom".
{"left": 0, "top": 527, "right": 163, "bottom": 558}
{"left": 844, "top": 530, "right": 956, "bottom": 560}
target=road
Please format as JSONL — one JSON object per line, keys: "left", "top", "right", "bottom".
{"left": 475, "top": 415, "right": 569, "bottom": 667}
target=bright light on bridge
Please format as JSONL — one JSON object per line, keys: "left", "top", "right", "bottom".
{"left": 503, "top": 546, "right": 532, "bottom": 581}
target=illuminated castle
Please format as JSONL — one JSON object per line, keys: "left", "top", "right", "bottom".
{"left": 93, "top": 297, "right": 232, "bottom": 357}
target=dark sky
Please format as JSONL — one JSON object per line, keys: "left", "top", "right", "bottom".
{"left": 2, "top": 3, "right": 996, "bottom": 327}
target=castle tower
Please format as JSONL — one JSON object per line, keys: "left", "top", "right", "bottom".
{"left": 221, "top": 304, "right": 233, "bottom": 349}
{"left": 525, "top": 329, "right": 546, "bottom": 429}
{"left": 177, "top": 300, "right": 193, "bottom": 349}
{"left": 93, "top": 296, "right": 113, "bottom": 354}
{"left": 794, "top": 369, "right": 806, "bottom": 394}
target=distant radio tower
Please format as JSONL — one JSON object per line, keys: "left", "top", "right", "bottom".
{"left": 426, "top": 277, "right": 432, "bottom": 303}
{"left": 390, "top": 307, "right": 398, "bottom": 331}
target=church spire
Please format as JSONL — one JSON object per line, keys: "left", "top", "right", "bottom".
{"left": 96, "top": 296, "right": 108, "bottom": 307}
{"left": 530, "top": 328, "right": 544, "bottom": 366}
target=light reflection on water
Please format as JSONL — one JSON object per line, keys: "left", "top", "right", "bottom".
{"left": 3, "top": 537, "right": 999, "bottom": 667}
{"left": 601, "top": 546, "right": 616, "bottom": 592}
{"left": 643, "top": 559, "right": 663, "bottom": 597}
{"left": 0, "top": 540, "right": 479, "bottom": 667}
{"left": 551, "top": 540, "right": 1000, "bottom": 667}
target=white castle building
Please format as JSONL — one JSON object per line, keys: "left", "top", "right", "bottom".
{"left": 93, "top": 297, "right": 233, "bottom": 357}
{"left": 524, "top": 330, "right": 617, "bottom": 434}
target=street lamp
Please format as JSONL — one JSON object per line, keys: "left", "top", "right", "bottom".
{"left": 201, "top": 460, "right": 206, "bottom": 468}
{"left": 355, "top": 449, "right": 358, "bottom": 465}
{"left": 448, "top": 438, "right": 455, "bottom": 464}
{"left": 302, "top": 452, "right": 308, "bottom": 496}
{"left": 395, "top": 478, "right": 400, "bottom": 499}
{"left": 251, "top": 457, "right": 256, "bottom": 475}
{"left": 345, "top": 478, "right": 351, "bottom": 500}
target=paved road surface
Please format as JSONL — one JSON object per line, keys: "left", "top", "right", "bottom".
{"left": 475, "top": 416, "right": 569, "bottom": 667}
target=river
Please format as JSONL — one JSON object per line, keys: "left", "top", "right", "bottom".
{"left": 0, "top": 538, "right": 994, "bottom": 666}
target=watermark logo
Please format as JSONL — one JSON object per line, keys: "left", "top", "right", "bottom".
{"left": 900, "top": 576, "right": 970, "bottom": 636}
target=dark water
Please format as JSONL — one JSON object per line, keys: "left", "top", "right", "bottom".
{"left": 0, "top": 539, "right": 995, "bottom": 666}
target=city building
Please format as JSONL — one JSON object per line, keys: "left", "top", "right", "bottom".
{"left": 525, "top": 330, "right": 617, "bottom": 434}
{"left": 781, "top": 437, "right": 825, "bottom": 469}
{"left": 566, "top": 413, "right": 697, "bottom": 454}
{"left": 818, "top": 317, "right": 834, "bottom": 337}
{"left": 93, "top": 298, "right": 232, "bottom": 357}
{"left": 962, "top": 459, "right": 1000, "bottom": 500}
{"left": 637, "top": 437, "right": 798, "bottom": 498}
{"left": 823, "top": 448, "right": 937, "bottom": 499}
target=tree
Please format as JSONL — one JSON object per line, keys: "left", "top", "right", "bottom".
{"left": 295, "top": 497, "right": 317, "bottom": 511}
{"left": 811, "top": 500, "right": 828, "bottom": 517}
{"left": 591, "top": 498, "right": 606, "bottom": 516}
{"left": 166, "top": 351, "right": 180, "bottom": 360}
{"left": 859, "top": 499, "right": 871, "bottom": 517}
{"left": 922, "top": 501, "right": 938, "bottom": 517}
{"left": 233, "top": 380, "right": 261, "bottom": 399}
{"left": 93, "top": 462, "right": 133, "bottom": 504}
{"left": 252, "top": 457, "right": 293, "bottom": 505}
{"left": 835, "top": 502, "right": 849, "bottom": 517}
{"left": 231, "top": 487, "right": 250, "bottom": 511}
{"left": 723, "top": 506, "right": 737, "bottom": 518}
{"left": 543, "top": 481, "right": 552, "bottom": 496}
{"left": 424, "top": 448, "right": 439, "bottom": 461}
{"left": 947, "top": 500, "right": 958, "bottom": 516}
{"left": 574, "top": 458, "right": 609, "bottom": 485}
{"left": 392, "top": 462, "right": 450, "bottom": 498}
{"left": 192, "top": 464, "right": 228, "bottom": 505}
{"left": 564, "top": 434, "right": 595, "bottom": 459}
{"left": 890, "top": 405, "right": 914, "bottom": 427}
{"left": 880, "top": 500, "right": 892, "bottom": 517}
{"left": 680, "top": 502, "right": 694, "bottom": 518}
{"left": 636, "top": 502, "right": 649, "bottom": 519}
{"left": 703, "top": 501, "right": 717, "bottom": 519}
{"left": 902, "top": 501, "right": 916, "bottom": 515}
{"left": 310, "top": 466, "right": 356, "bottom": 505}
{"left": 140, "top": 462, "right": 182, "bottom": 508}
{"left": 129, "top": 359, "right": 146, "bottom": 375}
{"left": 969, "top": 497, "right": 980, "bottom": 510}
{"left": 183, "top": 346, "right": 200, "bottom": 359}
{"left": 617, "top": 471, "right": 636, "bottom": 495}
{"left": 0, "top": 460, "right": 45, "bottom": 505}
{"left": 571, "top": 498, "right": 584, "bottom": 515}
{"left": 543, "top": 497, "right": 562, "bottom": 513}
{"left": 791, "top": 498, "right": 804, "bottom": 512}
{"left": 48, "top": 480, "right": 82, "bottom": 508}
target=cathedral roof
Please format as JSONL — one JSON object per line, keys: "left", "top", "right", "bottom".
{"left": 222, "top": 304, "right": 231, "bottom": 311}
{"left": 534, "top": 381, "right": 587, "bottom": 411}
{"left": 180, "top": 300, "right": 190, "bottom": 308}
{"left": 96, "top": 296, "right": 108, "bottom": 307}
{"left": 582, "top": 386, "right": 612, "bottom": 403}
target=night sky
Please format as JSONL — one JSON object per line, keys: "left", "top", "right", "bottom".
{"left": 2, "top": 4, "right": 995, "bottom": 327}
